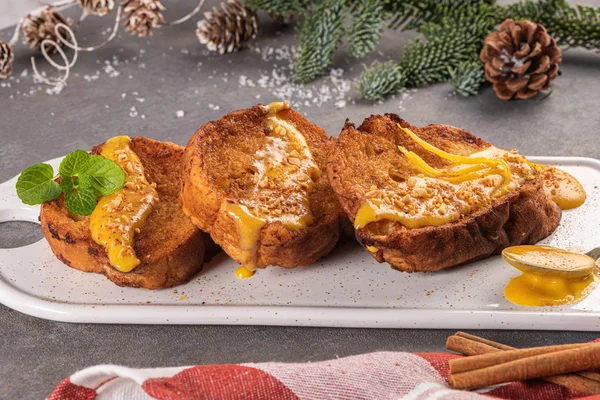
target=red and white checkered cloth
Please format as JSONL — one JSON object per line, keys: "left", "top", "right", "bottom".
{"left": 48, "top": 351, "right": 600, "bottom": 400}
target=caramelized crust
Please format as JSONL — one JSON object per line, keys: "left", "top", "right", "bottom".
{"left": 327, "top": 114, "right": 562, "bottom": 272}
{"left": 40, "top": 137, "right": 217, "bottom": 289}
{"left": 180, "top": 104, "right": 345, "bottom": 269}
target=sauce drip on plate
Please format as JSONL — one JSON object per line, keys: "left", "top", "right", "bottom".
{"left": 538, "top": 166, "right": 586, "bottom": 210}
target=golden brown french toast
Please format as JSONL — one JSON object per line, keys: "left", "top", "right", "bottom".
{"left": 180, "top": 101, "right": 345, "bottom": 272}
{"left": 327, "top": 114, "right": 563, "bottom": 272}
{"left": 40, "top": 137, "right": 217, "bottom": 289}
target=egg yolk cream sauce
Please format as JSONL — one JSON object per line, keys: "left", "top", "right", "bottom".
{"left": 225, "top": 101, "right": 320, "bottom": 278}
{"left": 354, "top": 126, "right": 585, "bottom": 231}
{"left": 89, "top": 136, "right": 158, "bottom": 273}
{"left": 502, "top": 245, "right": 598, "bottom": 307}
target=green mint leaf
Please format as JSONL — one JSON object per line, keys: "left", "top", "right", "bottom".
{"left": 83, "top": 155, "right": 126, "bottom": 196}
{"left": 77, "top": 173, "right": 95, "bottom": 191}
{"left": 59, "top": 150, "right": 91, "bottom": 178}
{"left": 59, "top": 176, "right": 74, "bottom": 194}
{"left": 65, "top": 188, "right": 97, "bottom": 216}
{"left": 16, "top": 164, "right": 61, "bottom": 205}
{"left": 17, "top": 149, "right": 126, "bottom": 215}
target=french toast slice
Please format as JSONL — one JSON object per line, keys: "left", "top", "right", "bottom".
{"left": 180, "top": 101, "right": 345, "bottom": 271}
{"left": 40, "top": 137, "right": 217, "bottom": 289}
{"left": 327, "top": 114, "right": 562, "bottom": 272}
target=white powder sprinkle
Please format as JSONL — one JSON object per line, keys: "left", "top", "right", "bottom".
{"left": 239, "top": 44, "right": 353, "bottom": 110}
{"left": 176, "top": 110, "right": 185, "bottom": 118}
{"left": 83, "top": 72, "right": 100, "bottom": 82}
{"left": 103, "top": 60, "right": 120, "bottom": 78}
{"left": 208, "top": 104, "right": 220, "bottom": 111}
{"left": 397, "top": 89, "right": 417, "bottom": 112}
{"left": 45, "top": 82, "right": 65, "bottom": 95}
{"left": 129, "top": 106, "right": 138, "bottom": 117}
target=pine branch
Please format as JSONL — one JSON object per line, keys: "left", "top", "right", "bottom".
{"left": 295, "top": 0, "right": 346, "bottom": 83}
{"left": 403, "top": 9, "right": 497, "bottom": 86}
{"left": 507, "top": 0, "right": 600, "bottom": 50}
{"left": 348, "top": 0, "right": 385, "bottom": 58}
{"left": 358, "top": 7, "right": 497, "bottom": 99}
{"left": 245, "top": 0, "right": 309, "bottom": 15}
{"left": 251, "top": 0, "right": 599, "bottom": 89}
{"left": 357, "top": 60, "right": 406, "bottom": 100}
{"left": 449, "top": 60, "right": 486, "bottom": 96}
{"left": 387, "top": 0, "right": 497, "bottom": 30}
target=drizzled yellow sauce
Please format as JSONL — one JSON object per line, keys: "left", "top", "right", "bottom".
{"left": 353, "top": 127, "right": 532, "bottom": 230}
{"left": 537, "top": 165, "right": 586, "bottom": 210}
{"left": 354, "top": 127, "right": 586, "bottom": 233}
{"left": 89, "top": 136, "right": 158, "bottom": 272}
{"left": 354, "top": 201, "right": 456, "bottom": 229}
{"left": 503, "top": 245, "right": 598, "bottom": 307}
{"left": 235, "top": 266, "right": 256, "bottom": 279}
{"left": 228, "top": 101, "right": 319, "bottom": 277}
{"left": 224, "top": 202, "right": 266, "bottom": 271}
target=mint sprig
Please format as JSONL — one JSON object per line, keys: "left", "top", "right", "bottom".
{"left": 16, "top": 164, "right": 61, "bottom": 205}
{"left": 16, "top": 150, "right": 126, "bottom": 216}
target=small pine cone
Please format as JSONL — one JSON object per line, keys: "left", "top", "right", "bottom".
{"left": 196, "top": 0, "right": 259, "bottom": 55}
{"left": 0, "top": 40, "right": 14, "bottom": 80}
{"left": 77, "top": 0, "right": 115, "bottom": 16}
{"left": 21, "top": 8, "right": 72, "bottom": 53}
{"left": 480, "top": 19, "right": 562, "bottom": 100}
{"left": 121, "top": 0, "right": 166, "bottom": 38}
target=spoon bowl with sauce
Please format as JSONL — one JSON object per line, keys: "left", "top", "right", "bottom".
{"left": 502, "top": 245, "right": 600, "bottom": 307}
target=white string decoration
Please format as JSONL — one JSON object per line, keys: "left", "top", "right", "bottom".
{"left": 13, "top": 0, "right": 207, "bottom": 85}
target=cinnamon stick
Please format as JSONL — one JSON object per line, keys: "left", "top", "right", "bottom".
{"left": 450, "top": 342, "right": 589, "bottom": 374}
{"left": 450, "top": 343, "right": 600, "bottom": 390}
{"left": 446, "top": 335, "right": 503, "bottom": 357}
{"left": 454, "top": 331, "right": 515, "bottom": 350}
{"left": 447, "top": 333, "right": 600, "bottom": 394}
{"left": 448, "top": 332, "right": 600, "bottom": 386}
{"left": 455, "top": 331, "right": 517, "bottom": 351}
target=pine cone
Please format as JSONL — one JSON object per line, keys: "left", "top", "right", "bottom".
{"left": 480, "top": 19, "right": 562, "bottom": 100}
{"left": 196, "top": 0, "right": 259, "bottom": 55}
{"left": 0, "top": 40, "right": 14, "bottom": 80}
{"left": 121, "top": 0, "right": 166, "bottom": 38}
{"left": 21, "top": 8, "right": 72, "bottom": 53}
{"left": 77, "top": 0, "right": 115, "bottom": 16}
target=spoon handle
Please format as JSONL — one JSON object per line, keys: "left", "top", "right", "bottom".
{"left": 587, "top": 247, "right": 600, "bottom": 261}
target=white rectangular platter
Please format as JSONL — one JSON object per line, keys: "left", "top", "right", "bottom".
{"left": 1, "top": 156, "right": 599, "bottom": 329}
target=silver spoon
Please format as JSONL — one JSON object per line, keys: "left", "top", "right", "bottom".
{"left": 501, "top": 245, "right": 600, "bottom": 279}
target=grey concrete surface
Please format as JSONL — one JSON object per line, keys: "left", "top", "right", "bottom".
{"left": 0, "top": 0, "right": 41, "bottom": 30}
{"left": 1, "top": 1, "right": 599, "bottom": 398}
